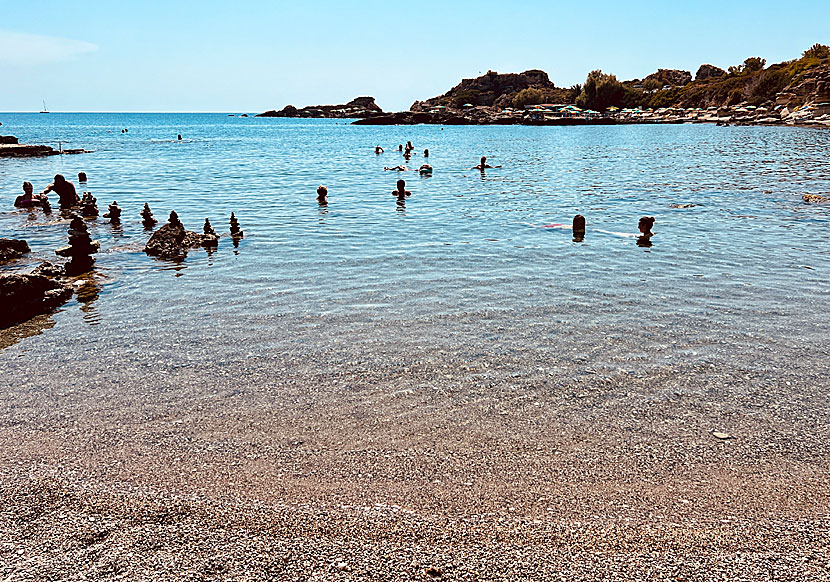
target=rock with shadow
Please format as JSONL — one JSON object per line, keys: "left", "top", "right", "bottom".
{"left": 0, "top": 266, "right": 73, "bottom": 328}
{"left": 0, "top": 239, "right": 30, "bottom": 263}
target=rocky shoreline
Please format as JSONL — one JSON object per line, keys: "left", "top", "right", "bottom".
{"left": 0, "top": 135, "right": 89, "bottom": 157}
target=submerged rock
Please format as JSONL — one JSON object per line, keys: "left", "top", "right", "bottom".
{"left": 0, "top": 271, "right": 73, "bottom": 328}
{"left": 0, "top": 239, "right": 30, "bottom": 263}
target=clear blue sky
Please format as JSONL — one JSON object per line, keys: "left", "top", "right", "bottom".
{"left": 1, "top": 0, "right": 827, "bottom": 112}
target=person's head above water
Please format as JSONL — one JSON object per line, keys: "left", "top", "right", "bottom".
{"left": 396, "top": 179, "right": 406, "bottom": 191}
{"left": 77, "top": 172, "right": 87, "bottom": 182}
{"left": 22, "top": 181, "right": 33, "bottom": 195}
{"left": 316, "top": 185, "right": 328, "bottom": 199}
{"left": 638, "top": 216, "right": 655, "bottom": 234}
{"left": 481, "top": 156, "right": 487, "bottom": 165}
{"left": 573, "top": 214, "right": 586, "bottom": 234}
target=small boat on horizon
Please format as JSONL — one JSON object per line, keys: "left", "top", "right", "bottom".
{"left": 39, "top": 100, "right": 49, "bottom": 114}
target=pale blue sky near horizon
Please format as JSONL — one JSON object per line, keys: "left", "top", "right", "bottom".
{"left": 1, "top": 0, "right": 828, "bottom": 112}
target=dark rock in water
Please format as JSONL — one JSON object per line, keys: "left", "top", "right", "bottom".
{"left": 168, "top": 210, "right": 183, "bottom": 229}
{"left": 0, "top": 239, "right": 30, "bottom": 263}
{"left": 0, "top": 135, "right": 18, "bottom": 145}
{"left": 229, "top": 212, "right": 244, "bottom": 239}
{"left": 695, "top": 64, "right": 727, "bottom": 82}
{"left": 258, "top": 96, "right": 384, "bottom": 119}
{"left": 145, "top": 221, "right": 187, "bottom": 259}
{"left": 145, "top": 212, "right": 216, "bottom": 258}
{"left": 0, "top": 271, "right": 73, "bottom": 328}
{"left": 141, "top": 203, "right": 158, "bottom": 228}
{"left": 32, "top": 261, "right": 65, "bottom": 278}
{"left": 202, "top": 218, "right": 219, "bottom": 247}
{"left": 103, "top": 201, "right": 122, "bottom": 223}
{"left": 56, "top": 214, "right": 99, "bottom": 274}
{"left": 81, "top": 192, "right": 99, "bottom": 217}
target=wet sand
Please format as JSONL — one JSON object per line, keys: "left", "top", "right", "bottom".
{"left": 1, "top": 311, "right": 828, "bottom": 580}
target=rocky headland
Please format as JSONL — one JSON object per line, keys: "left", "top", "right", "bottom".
{"left": 257, "top": 96, "right": 384, "bottom": 119}
{"left": 353, "top": 44, "right": 830, "bottom": 127}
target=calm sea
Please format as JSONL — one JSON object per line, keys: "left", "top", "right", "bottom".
{"left": 1, "top": 113, "right": 829, "bottom": 372}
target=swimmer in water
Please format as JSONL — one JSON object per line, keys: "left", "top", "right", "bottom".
{"left": 78, "top": 172, "right": 87, "bottom": 183}
{"left": 572, "top": 214, "right": 586, "bottom": 242}
{"left": 392, "top": 179, "right": 412, "bottom": 198}
{"left": 418, "top": 164, "right": 433, "bottom": 175}
{"left": 384, "top": 165, "right": 411, "bottom": 171}
{"left": 423, "top": 148, "right": 429, "bottom": 157}
{"left": 177, "top": 134, "right": 182, "bottom": 140}
{"left": 14, "top": 181, "right": 48, "bottom": 208}
{"left": 398, "top": 144, "right": 403, "bottom": 152}
{"left": 637, "top": 216, "right": 655, "bottom": 247}
{"left": 375, "top": 145, "right": 384, "bottom": 154}
{"left": 472, "top": 156, "right": 500, "bottom": 170}
{"left": 316, "top": 185, "right": 328, "bottom": 203}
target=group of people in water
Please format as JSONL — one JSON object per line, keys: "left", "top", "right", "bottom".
{"left": 13, "top": 149, "right": 655, "bottom": 247}
{"left": 14, "top": 172, "right": 86, "bottom": 211}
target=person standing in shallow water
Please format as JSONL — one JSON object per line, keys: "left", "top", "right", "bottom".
{"left": 316, "top": 185, "right": 328, "bottom": 204}
{"left": 392, "top": 179, "right": 412, "bottom": 198}
{"left": 472, "top": 156, "right": 499, "bottom": 170}
{"left": 572, "top": 214, "right": 586, "bottom": 242}
{"left": 41, "top": 174, "right": 79, "bottom": 209}
{"left": 14, "top": 181, "right": 48, "bottom": 208}
{"left": 637, "top": 216, "right": 655, "bottom": 247}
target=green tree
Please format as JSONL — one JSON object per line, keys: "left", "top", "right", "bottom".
{"left": 576, "top": 70, "right": 626, "bottom": 111}
{"left": 743, "top": 57, "right": 766, "bottom": 72}
{"left": 803, "top": 43, "right": 830, "bottom": 59}
{"left": 642, "top": 78, "right": 662, "bottom": 91}
{"left": 512, "top": 88, "right": 543, "bottom": 108}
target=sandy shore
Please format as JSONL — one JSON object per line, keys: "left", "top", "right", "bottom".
{"left": 1, "top": 309, "right": 828, "bottom": 581}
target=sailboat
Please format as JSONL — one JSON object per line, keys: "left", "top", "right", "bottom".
{"left": 39, "top": 100, "right": 49, "bottom": 114}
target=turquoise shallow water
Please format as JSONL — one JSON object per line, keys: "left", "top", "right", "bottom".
{"left": 1, "top": 113, "right": 829, "bottom": 369}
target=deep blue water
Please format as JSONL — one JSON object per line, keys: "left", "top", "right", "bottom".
{"left": 1, "top": 113, "right": 829, "bottom": 366}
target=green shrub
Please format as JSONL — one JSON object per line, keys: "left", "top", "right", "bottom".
{"left": 512, "top": 88, "right": 543, "bottom": 108}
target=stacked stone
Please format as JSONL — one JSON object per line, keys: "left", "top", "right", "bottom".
{"left": 229, "top": 212, "right": 244, "bottom": 239}
{"left": 141, "top": 203, "right": 158, "bottom": 228}
{"left": 103, "top": 201, "right": 122, "bottom": 223}
{"left": 56, "top": 213, "right": 99, "bottom": 274}
{"left": 202, "top": 218, "right": 219, "bottom": 247}
{"left": 81, "top": 192, "right": 99, "bottom": 217}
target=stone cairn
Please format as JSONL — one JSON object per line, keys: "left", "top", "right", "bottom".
{"left": 229, "top": 212, "right": 244, "bottom": 239}
{"left": 141, "top": 203, "right": 158, "bottom": 228}
{"left": 202, "top": 218, "right": 219, "bottom": 247}
{"left": 56, "top": 213, "right": 99, "bottom": 274}
{"left": 103, "top": 201, "right": 122, "bottom": 223}
{"left": 81, "top": 192, "right": 99, "bottom": 217}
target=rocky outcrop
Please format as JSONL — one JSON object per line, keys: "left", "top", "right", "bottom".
{"left": 0, "top": 271, "right": 73, "bottom": 328}
{"left": 257, "top": 97, "right": 383, "bottom": 118}
{"left": 695, "top": 64, "right": 726, "bottom": 81}
{"left": 144, "top": 212, "right": 215, "bottom": 259}
{"left": 644, "top": 69, "right": 692, "bottom": 87}
{"left": 774, "top": 63, "right": 830, "bottom": 108}
{"left": 411, "top": 69, "right": 568, "bottom": 110}
{"left": 0, "top": 239, "right": 30, "bottom": 263}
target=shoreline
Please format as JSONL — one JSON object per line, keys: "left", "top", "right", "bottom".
{"left": 1, "top": 305, "right": 828, "bottom": 580}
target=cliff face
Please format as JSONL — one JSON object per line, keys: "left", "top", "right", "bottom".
{"left": 257, "top": 97, "right": 383, "bottom": 118}
{"left": 695, "top": 64, "right": 726, "bottom": 82}
{"left": 411, "top": 70, "right": 570, "bottom": 110}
